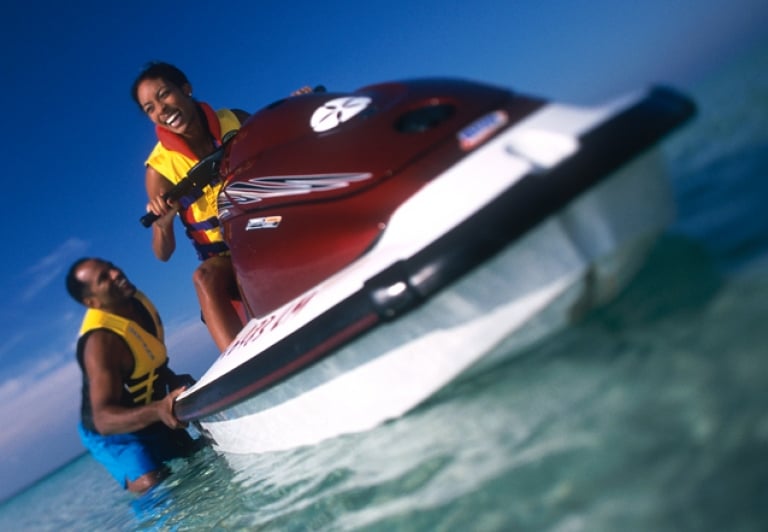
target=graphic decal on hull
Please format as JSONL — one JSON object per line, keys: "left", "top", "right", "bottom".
{"left": 222, "top": 291, "right": 318, "bottom": 358}
{"left": 457, "top": 110, "right": 509, "bottom": 150}
{"left": 310, "top": 97, "right": 372, "bottom": 132}
{"left": 222, "top": 172, "right": 374, "bottom": 211}
{"left": 246, "top": 216, "right": 283, "bottom": 231}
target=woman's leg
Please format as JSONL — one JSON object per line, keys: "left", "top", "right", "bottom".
{"left": 193, "top": 255, "right": 245, "bottom": 352}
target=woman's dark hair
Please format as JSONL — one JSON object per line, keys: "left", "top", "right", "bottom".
{"left": 131, "top": 61, "right": 190, "bottom": 107}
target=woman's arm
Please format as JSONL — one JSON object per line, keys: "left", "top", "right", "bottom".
{"left": 145, "top": 166, "right": 178, "bottom": 261}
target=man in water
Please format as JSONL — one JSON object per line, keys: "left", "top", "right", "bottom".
{"left": 66, "top": 258, "right": 201, "bottom": 494}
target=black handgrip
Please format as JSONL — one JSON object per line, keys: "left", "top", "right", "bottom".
{"left": 140, "top": 132, "right": 237, "bottom": 227}
{"left": 140, "top": 209, "right": 162, "bottom": 228}
{"left": 139, "top": 161, "right": 212, "bottom": 227}
{"left": 140, "top": 184, "right": 185, "bottom": 228}
{"left": 140, "top": 211, "right": 159, "bottom": 228}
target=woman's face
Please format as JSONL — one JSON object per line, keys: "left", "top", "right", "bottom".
{"left": 136, "top": 77, "right": 197, "bottom": 136}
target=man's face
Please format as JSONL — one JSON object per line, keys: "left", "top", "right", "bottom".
{"left": 77, "top": 260, "right": 136, "bottom": 309}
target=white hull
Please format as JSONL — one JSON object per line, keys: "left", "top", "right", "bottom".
{"left": 195, "top": 149, "right": 672, "bottom": 454}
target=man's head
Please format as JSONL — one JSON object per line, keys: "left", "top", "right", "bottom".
{"left": 66, "top": 258, "right": 137, "bottom": 309}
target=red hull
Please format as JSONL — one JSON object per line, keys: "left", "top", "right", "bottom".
{"left": 219, "top": 79, "right": 544, "bottom": 317}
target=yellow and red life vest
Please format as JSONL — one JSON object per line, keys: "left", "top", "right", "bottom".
{"left": 145, "top": 104, "right": 241, "bottom": 260}
{"left": 78, "top": 291, "right": 167, "bottom": 406}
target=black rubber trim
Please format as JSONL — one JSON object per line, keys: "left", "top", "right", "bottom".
{"left": 174, "top": 86, "right": 695, "bottom": 421}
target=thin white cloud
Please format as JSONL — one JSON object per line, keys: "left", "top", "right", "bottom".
{"left": 0, "top": 334, "right": 74, "bottom": 387}
{"left": 20, "top": 237, "right": 90, "bottom": 302}
{"left": 0, "top": 331, "right": 26, "bottom": 360}
{"left": 164, "top": 316, "right": 220, "bottom": 377}
{"left": 0, "top": 360, "right": 82, "bottom": 501}
{"left": 0, "top": 360, "right": 80, "bottom": 448}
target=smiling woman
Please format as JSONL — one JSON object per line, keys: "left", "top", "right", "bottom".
{"left": 131, "top": 62, "right": 250, "bottom": 353}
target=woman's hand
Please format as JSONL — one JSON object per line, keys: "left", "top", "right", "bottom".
{"left": 146, "top": 195, "right": 179, "bottom": 229}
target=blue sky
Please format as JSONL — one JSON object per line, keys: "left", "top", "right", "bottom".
{"left": 0, "top": 0, "right": 765, "bottom": 500}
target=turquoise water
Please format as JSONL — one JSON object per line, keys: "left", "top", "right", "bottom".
{"left": 2, "top": 44, "right": 766, "bottom": 531}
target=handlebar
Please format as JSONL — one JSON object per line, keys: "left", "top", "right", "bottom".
{"left": 140, "top": 85, "right": 327, "bottom": 228}
{"left": 140, "top": 132, "right": 234, "bottom": 228}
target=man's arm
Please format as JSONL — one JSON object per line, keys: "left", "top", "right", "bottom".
{"left": 83, "top": 330, "right": 186, "bottom": 435}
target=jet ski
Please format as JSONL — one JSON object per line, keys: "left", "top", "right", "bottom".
{"left": 155, "top": 78, "right": 694, "bottom": 454}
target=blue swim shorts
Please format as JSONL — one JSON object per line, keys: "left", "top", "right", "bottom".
{"left": 78, "top": 422, "right": 197, "bottom": 488}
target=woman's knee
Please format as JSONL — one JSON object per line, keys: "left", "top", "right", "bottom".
{"left": 193, "top": 257, "right": 235, "bottom": 292}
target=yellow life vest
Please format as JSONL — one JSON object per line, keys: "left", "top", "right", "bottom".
{"left": 78, "top": 291, "right": 167, "bottom": 405}
{"left": 145, "top": 108, "right": 241, "bottom": 259}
